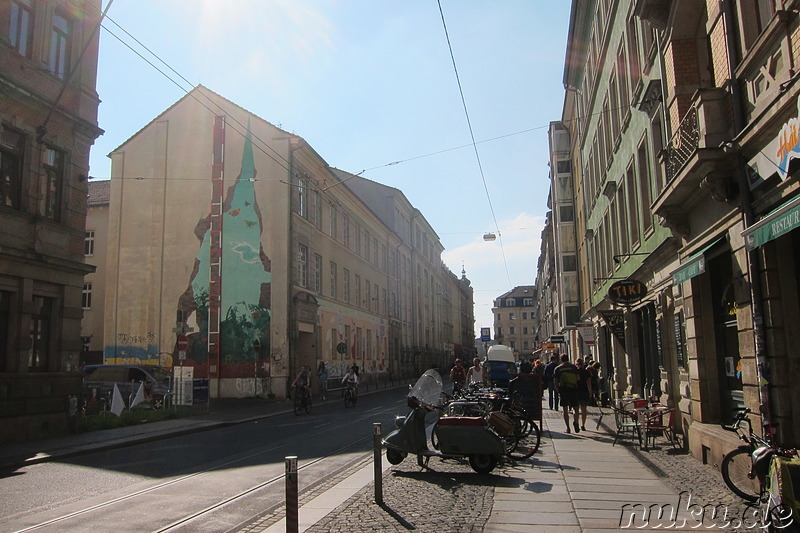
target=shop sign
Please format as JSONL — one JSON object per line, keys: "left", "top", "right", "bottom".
{"left": 575, "top": 322, "right": 595, "bottom": 345}
{"left": 607, "top": 279, "right": 647, "bottom": 306}
{"left": 742, "top": 194, "right": 800, "bottom": 252}
{"left": 599, "top": 310, "right": 625, "bottom": 349}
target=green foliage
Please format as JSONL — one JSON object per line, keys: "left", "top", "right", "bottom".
{"left": 79, "top": 406, "right": 196, "bottom": 432}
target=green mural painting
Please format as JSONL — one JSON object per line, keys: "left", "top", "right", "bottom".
{"left": 179, "top": 126, "right": 272, "bottom": 376}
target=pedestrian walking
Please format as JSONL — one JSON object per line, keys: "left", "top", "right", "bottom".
{"left": 554, "top": 354, "right": 580, "bottom": 433}
{"left": 509, "top": 361, "right": 542, "bottom": 419}
{"left": 544, "top": 354, "right": 559, "bottom": 410}
{"left": 449, "top": 358, "right": 466, "bottom": 393}
{"left": 317, "top": 361, "right": 329, "bottom": 400}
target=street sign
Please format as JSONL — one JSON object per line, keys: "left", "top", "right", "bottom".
{"left": 549, "top": 334, "right": 565, "bottom": 343}
{"left": 177, "top": 334, "right": 189, "bottom": 351}
{"left": 480, "top": 327, "right": 491, "bottom": 342}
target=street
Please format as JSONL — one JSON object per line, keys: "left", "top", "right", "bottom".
{"left": 0, "top": 389, "right": 406, "bottom": 533}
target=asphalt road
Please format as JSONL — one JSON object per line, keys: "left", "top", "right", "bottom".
{"left": 0, "top": 389, "right": 407, "bottom": 533}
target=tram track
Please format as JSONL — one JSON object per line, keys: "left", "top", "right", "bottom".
{"left": 6, "top": 402, "right": 398, "bottom": 533}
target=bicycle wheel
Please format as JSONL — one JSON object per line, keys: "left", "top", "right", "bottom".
{"left": 721, "top": 446, "right": 759, "bottom": 502}
{"left": 304, "top": 392, "right": 312, "bottom": 414}
{"left": 508, "top": 419, "right": 541, "bottom": 459}
{"left": 293, "top": 390, "right": 303, "bottom": 416}
{"left": 344, "top": 388, "right": 353, "bottom": 407}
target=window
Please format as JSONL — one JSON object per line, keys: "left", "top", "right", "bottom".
{"left": 329, "top": 203, "right": 337, "bottom": 239}
{"left": 85, "top": 231, "right": 95, "bottom": 256}
{"left": 297, "top": 244, "right": 308, "bottom": 287}
{"left": 82, "top": 283, "right": 92, "bottom": 309}
{"left": 365, "top": 279, "right": 371, "bottom": 308}
{"left": 0, "top": 291, "right": 9, "bottom": 372}
{"left": 510, "top": 326, "right": 516, "bottom": 335}
{"left": 556, "top": 160, "right": 571, "bottom": 174}
{"left": 343, "top": 268, "right": 350, "bottom": 303}
{"left": 509, "top": 312, "right": 516, "bottom": 320}
{"left": 343, "top": 215, "right": 350, "bottom": 248}
{"left": 355, "top": 226, "right": 361, "bottom": 255}
{"left": 297, "top": 175, "right": 307, "bottom": 218}
{"left": 523, "top": 327, "right": 528, "bottom": 334}
{"left": 312, "top": 190, "right": 322, "bottom": 229}
{"left": 637, "top": 141, "right": 654, "bottom": 233}
{"left": 559, "top": 205, "right": 574, "bottom": 222}
{"left": 522, "top": 312, "right": 527, "bottom": 320}
{"left": 497, "top": 327, "right": 502, "bottom": 336}
{"left": 505, "top": 298, "right": 515, "bottom": 306}
{"left": 29, "top": 296, "right": 53, "bottom": 371}
{"left": 41, "top": 146, "right": 64, "bottom": 219}
{"left": 365, "top": 231, "right": 371, "bottom": 259}
{"left": 523, "top": 298, "right": 533, "bottom": 306}
{"left": 625, "top": 163, "right": 640, "bottom": 246}
{"left": 49, "top": 12, "right": 72, "bottom": 79}
{"left": 313, "top": 253, "right": 322, "bottom": 292}
{"left": 563, "top": 254, "right": 577, "bottom": 272}
{"left": 355, "top": 274, "right": 361, "bottom": 307}
{"left": 329, "top": 261, "right": 337, "bottom": 299}
{"left": 10, "top": 0, "right": 33, "bottom": 57}
{"left": 0, "top": 125, "right": 24, "bottom": 209}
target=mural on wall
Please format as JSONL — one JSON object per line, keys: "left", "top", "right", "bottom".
{"left": 320, "top": 310, "right": 387, "bottom": 378}
{"left": 177, "top": 127, "right": 272, "bottom": 377}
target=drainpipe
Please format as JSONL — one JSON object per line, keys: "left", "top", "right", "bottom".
{"left": 721, "top": 0, "right": 773, "bottom": 432}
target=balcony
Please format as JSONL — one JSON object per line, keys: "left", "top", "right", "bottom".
{"left": 653, "top": 88, "right": 736, "bottom": 237}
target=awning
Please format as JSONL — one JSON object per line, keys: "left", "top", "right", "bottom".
{"left": 670, "top": 238, "right": 724, "bottom": 284}
{"left": 742, "top": 194, "right": 800, "bottom": 252}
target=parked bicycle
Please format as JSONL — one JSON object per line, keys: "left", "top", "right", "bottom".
{"left": 293, "top": 385, "right": 312, "bottom": 416}
{"left": 720, "top": 408, "right": 794, "bottom": 502}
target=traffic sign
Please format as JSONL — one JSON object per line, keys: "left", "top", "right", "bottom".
{"left": 177, "top": 334, "right": 189, "bottom": 351}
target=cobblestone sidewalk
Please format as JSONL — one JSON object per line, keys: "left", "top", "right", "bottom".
{"left": 305, "top": 457, "right": 494, "bottom": 533}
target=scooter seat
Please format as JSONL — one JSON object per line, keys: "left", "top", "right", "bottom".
{"left": 438, "top": 416, "right": 486, "bottom": 427}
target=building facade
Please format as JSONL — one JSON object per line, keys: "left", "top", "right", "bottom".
{"left": 545, "top": 0, "right": 800, "bottom": 468}
{"left": 0, "top": 0, "right": 103, "bottom": 442}
{"left": 492, "top": 285, "right": 537, "bottom": 356}
{"left": 93, "top": 86, "right": 471, "bottom": 400}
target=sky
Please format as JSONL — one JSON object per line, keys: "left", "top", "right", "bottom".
{"left": 89, "top": 0, "right": 572, "bottom": 337}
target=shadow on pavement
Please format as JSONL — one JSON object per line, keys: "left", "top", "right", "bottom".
{"left": 377, "top": 502, "right": 415, "bottom": 530}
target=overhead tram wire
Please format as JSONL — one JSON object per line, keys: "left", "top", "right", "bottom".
{"left": 437, "top": 0, "right": 512, "bottom": 286}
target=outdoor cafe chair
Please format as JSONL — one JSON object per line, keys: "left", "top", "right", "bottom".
{"left": 642, "top": 407, "right": 679, "bottom": 450}
{"left": 611, "top": 403, "right": 643, "bottom": 447}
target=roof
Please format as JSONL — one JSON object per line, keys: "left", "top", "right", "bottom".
{"left": 88, "top": 179, "right": 110, "bottom": 206}
{"left": 108, "top": 84, "right": 298, "bottom": 156}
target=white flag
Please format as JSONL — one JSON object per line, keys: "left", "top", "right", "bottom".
{"left": 130, "top": 382, "right": 146, "bottom": 408}
{"left": 110, "top": 383, "right": 125, "bottom": 416}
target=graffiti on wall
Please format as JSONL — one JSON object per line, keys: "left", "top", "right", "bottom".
{"left": 320, "top": 310, "right": 387, "bottom": 377}
{"left": 177, "top": 127, "right": 272, "bottom": 377}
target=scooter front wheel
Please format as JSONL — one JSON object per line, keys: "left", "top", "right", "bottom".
{"left": 469, "top": 454, "right": 498, "bottom": 474}
{"left": 386, "top": 448, "right": 406, "bottom": 465}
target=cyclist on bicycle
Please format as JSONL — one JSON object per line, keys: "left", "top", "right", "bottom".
{"left": 292, "top": 365, "right": 311, "bottom": 398}
{"left": 342, "top": 367, "right": 359, "bottom": 402}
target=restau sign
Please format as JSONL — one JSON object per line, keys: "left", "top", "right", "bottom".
{"left": 608, "top": 279, "right": 647, "bottom": 306}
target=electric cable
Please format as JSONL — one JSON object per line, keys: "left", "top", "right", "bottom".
{"left": 437, "top": 0, "right": 512, "bottom": 286}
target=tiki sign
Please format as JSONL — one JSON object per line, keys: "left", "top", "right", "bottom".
{"left": 607, "top": 279, "right": 647, "bottom": 306}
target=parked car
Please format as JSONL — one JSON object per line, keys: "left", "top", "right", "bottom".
{"left": 82, "top": 364, "right": 171, "bottom": 412}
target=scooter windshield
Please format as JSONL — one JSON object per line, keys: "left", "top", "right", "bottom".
{"left": 408, "top": 369, "right": 443, "bottom": 408}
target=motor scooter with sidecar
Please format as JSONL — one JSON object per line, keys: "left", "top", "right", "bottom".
{"left": 382, "top": 369, "right": 507, "bottom": 474}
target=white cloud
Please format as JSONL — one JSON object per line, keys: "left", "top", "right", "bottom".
{"left": 442, "top": 212, "right": 545, "bottom": 336}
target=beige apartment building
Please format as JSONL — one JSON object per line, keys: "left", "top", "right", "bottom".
{"left": 91, "top": 86, "right": 471, "bottom": 400}
{"left": 0, "top": 0, "right": 103, "bottom": 442}
{"left": 492, "top": 286, "right": 537, "bottom": 357}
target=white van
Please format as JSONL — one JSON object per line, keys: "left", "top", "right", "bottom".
{"left": 485, "top": 345, "right": 516, "bottom": 387}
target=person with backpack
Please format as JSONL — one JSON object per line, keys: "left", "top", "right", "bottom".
{"left": 449, "top": 358, "right": 466, "bottom": 394}
{"left": 554, "top": 353, "right": 580, "bottom": 433}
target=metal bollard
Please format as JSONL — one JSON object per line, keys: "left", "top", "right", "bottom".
{"left": 285, "top": 456, "right": 298, "bottom": 533}
{"left": 373, "top": 422, "right": 383, "bottom": 505}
